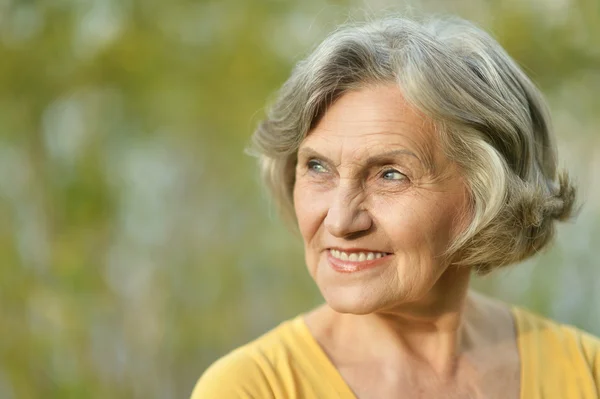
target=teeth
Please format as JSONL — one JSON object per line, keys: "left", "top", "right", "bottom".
{"left": 330, "top": 249, "right": 387, "bottom": 262}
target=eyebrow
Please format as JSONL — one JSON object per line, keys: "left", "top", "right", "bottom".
{"left": 297, "top": 147, "right": 429, "bottom": 170}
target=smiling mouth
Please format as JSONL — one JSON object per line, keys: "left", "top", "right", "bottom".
{"left": 327, "top": 249, "right": 392, "bottom": 273}
{"left": 328, "top": 249, "right": 391, "bottom": 262}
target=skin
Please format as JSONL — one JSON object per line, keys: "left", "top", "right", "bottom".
{"left": 293, "top": 84, "right": 520, "bottom": 398}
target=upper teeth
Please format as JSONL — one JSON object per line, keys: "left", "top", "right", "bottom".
{"left": 330, "top": 249, "right": 386, "bottom": 262}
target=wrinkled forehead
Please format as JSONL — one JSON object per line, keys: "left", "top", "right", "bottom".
{"left": 299, "top": 85, "right": 440, "bottom": 169}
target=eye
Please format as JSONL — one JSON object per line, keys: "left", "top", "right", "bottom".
{"left": 307, "top": 159, "right": 327, "bottom": 173}
{"left": 381, "top": 169, "right": 406, "bottom": 181}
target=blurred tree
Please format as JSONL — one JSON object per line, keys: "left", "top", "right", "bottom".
{"left": 0, "top": 0, "right": 598, "bottom": 397}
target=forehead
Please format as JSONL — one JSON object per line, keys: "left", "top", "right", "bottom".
{"left": 301, "top": 84, "right": 437, "bottom": 159}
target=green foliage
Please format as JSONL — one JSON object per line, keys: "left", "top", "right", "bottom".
{"left": 0, "top": 0, "right": 598, "bottom": 397}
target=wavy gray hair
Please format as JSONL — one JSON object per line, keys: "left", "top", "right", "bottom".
{"left": 250, "top": 16, "right": 576, "bottom": 274}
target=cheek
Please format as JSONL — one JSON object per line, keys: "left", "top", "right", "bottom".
{"left": 293, "top": 182, "right": 326, "bottom": 243}
{"left": 293, "top": 183, "right": 329, "bottom": 278}
{"left": 373, "top": 194, "right": 459, "bottom": 253}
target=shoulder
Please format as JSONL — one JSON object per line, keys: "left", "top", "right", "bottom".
{"left": 190, "top": 316, "right": 304, "bottom": 399}
{"left": 191, "top": 345, "right": 273, "bottom": 399}
{"left": 512, "top": 305, "right": 600, "bottom": 351}
{"left": 512, "top": 305, "right": 600, "bottom": 389}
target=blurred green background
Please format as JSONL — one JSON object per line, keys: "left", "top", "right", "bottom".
{"left": 0, "top": 0, "right": 599, "bottom": 397}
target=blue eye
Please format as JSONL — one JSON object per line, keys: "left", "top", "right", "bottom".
{"left": 382, "top": 169, "right": 406, "bottom": 180}
{"left": 307, "top": 160, "right": 327, "bottom": 173}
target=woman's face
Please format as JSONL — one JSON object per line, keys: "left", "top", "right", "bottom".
{"left": 293, "top": 84, "right": 470, "bottom": 314}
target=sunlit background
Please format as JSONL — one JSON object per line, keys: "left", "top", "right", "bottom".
{"left": 1, "top": 0, "right": 599, "bottom": 397}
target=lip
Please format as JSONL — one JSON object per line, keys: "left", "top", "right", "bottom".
{"left": 326, "top": 249, "right": 392, "bottom": 273}
{"left": 328, "top": 247, "right": 388, "bottom": 254}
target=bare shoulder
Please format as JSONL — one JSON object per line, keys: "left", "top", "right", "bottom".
{"left": 468, "top": 290, "right": 513, "bottom": 314}
{"left": 302, "top": 304, "right": 349, "bottom": 361}
{"left": 467, "top": 290, "right": 516, "bottom": 340}
{"left": 303, "top": 304, "right": 337, "bottom": 341}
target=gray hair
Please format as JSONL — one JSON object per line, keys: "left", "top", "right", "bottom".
{"left": 250, "top": 16, "right": 576, "bottom": 274}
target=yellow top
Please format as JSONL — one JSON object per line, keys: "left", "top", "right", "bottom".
{"left": 192, "top": 307, "right": 600, "bottom": 398}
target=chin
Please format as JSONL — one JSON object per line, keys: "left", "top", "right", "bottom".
{"left": 320, "top": 285, "right": 391, "bottom": 315}
{"left": 311, "top": 255, "right": 409, "bottom": 315}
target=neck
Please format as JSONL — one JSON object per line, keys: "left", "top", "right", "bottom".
{"left": 326, "top": 266, "right": 478, "bottom": 378}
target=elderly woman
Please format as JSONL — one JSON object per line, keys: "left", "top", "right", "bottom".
{"left": 193, "top": 16, "right": 599, "bottom": 398}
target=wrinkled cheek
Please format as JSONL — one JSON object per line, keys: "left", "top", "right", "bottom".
{"left": 294, "top": 188, "right": 327, "bottom": 280}
{"left": 304, "top": 248, "right": 321, "bottom": 280}
{"left": 294, "top": 201, "right": 315, "bottom": 243}
{"left": 294, "top": 188, "right": 325, "bottom": 240}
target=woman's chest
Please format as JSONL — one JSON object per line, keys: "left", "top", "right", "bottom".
{"left": 336, "top": 358, "right": 521, "bottom": 399}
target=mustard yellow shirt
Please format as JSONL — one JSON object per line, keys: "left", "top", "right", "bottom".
{"left": 192, "top": 307, "right": 600, "bottom": 398}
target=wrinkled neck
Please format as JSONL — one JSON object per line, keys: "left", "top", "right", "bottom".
{"left": 330, "top": 266, "right": 475, "bottom": 378}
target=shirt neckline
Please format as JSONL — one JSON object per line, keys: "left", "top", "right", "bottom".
{"left": 293, "top": 307, "right": 527, "bottom": 399}
{"left": 292, "top": 316, "right": 359, "bottom": 398}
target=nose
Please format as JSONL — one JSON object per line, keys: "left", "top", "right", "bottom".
{"left": 324, "top": 183, "right": 372, "bottom": 238}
